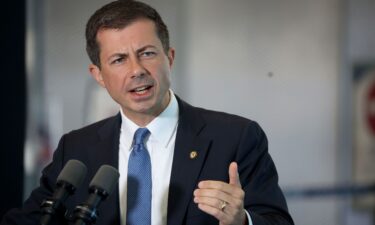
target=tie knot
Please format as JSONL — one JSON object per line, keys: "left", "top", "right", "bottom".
{"left": 133, "top": 128, "right": 150, "bottom": 146}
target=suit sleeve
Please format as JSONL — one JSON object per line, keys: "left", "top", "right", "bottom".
{"left": 0, "top": 135, "right": 68, "bottom": 225}
{"left": 235, "top": 121, "right": 294, "bottom": 225}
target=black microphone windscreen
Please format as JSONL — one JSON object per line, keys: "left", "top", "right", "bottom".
{"left": 89, "top": 165, "right": 119, "bottom": 194}
{"left": 57, "top": 160, "right": 87, "bottom": 187}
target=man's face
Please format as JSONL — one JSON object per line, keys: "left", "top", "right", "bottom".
{"left": 89, "top": 19, "right": 174, "bottom": 125}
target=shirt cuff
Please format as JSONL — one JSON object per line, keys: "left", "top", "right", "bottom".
{"left": 244, "top": 209, "right": 253, "bottom": 225}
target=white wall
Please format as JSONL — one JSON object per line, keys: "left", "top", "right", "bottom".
{"left": 182, "top": 1, "right": 340, "bottom": 224}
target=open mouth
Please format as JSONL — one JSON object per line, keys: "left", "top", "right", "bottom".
{"left": 130, "top": 85, "right": 153, "bottom": 95}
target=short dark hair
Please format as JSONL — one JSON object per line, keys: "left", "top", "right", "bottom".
{"left": 85, "top": 0, "right": 170, "bottom": 67}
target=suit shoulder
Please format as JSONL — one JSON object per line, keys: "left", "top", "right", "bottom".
{"left": 193, "top": 106, "right": 252, "bottom": 123}
{"left": 193, "top": 106, "right": 262, "bottom": 130}
{"left": 65, "top": 113, "right": 120, "bottom": 139}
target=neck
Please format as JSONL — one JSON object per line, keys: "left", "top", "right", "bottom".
{"left": 127, "top": 114, "right": 156, "bottom": 127}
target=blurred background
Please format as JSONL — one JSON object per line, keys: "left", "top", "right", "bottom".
{"left": 1, "top": 0, "right": 375, "bottom": 224}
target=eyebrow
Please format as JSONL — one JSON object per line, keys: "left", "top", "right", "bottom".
{"left": 107, "top": 45, "right": 157, "bottom": 61}
{"left": 136, "top": 45, "right": 157, "bottom": 54}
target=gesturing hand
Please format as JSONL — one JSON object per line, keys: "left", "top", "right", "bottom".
{"left": 193, "top": 162, "right": 246, "bottom": 225}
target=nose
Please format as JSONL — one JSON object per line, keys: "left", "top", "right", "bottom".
{"left": 129, "top": 58, "right": 146, "bottom": 79}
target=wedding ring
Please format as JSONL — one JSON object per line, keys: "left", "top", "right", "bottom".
{"left": 220, "top": 200, "right": 227, "bottom": 211}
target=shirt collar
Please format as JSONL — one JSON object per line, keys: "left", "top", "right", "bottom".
{"left": 120, "top": 90, "right": 179, "bottom": 150}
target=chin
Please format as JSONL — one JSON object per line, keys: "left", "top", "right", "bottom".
{"left": 132, "top": 103, "right": 157, "bottom": 114}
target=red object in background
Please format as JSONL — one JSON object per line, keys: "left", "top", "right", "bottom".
{"left": 366, "top": 78, "right": 375, "bottom": 136}
{"left": 37, "top": 126, "right": 53, "bottom": 168}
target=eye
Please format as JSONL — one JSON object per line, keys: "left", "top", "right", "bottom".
{"left": 111, "top": 57, "right": 125, "bottom": 64}
{"left": 140, "top": 51, "right": 156, "bottom": 58}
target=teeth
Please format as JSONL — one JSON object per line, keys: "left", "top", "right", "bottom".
{"left": 136, "top": 90, "right": 147, "bottom": 94}
{"left": 134, "top": 86, "right": 147, "bottom": 92}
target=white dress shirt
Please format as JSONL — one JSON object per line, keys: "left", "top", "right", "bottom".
{"left": 118, "top": 91, "right": 179, "bottom": 225}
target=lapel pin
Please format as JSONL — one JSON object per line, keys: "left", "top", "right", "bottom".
{"left": 190, "top": 151, "right": 198, "bottom": 159}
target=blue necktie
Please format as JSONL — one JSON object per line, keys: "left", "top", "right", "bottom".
{"left": 127, "top": 128, "right": 151, "bottom": 225}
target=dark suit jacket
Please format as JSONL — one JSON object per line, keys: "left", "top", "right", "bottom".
{"left": 1, "top": 97, "right": 294, "bottom": 225}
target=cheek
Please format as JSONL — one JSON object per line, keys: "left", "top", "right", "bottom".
{"left": 103, "top": 68, "right": 127, "bottom": 86}
{"left": 155, "top": 63, "right": 171, "bottom": 87}
{"left": 157, "top": 72, "right": 171, "bottom": 92}
{"left": 102, "top": 74, "right": 125, "bottom": 96}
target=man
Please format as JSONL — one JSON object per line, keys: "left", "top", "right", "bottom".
{"left": 1, "top": 1, "right": 293, "bottom": 225}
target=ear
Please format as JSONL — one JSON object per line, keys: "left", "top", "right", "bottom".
{"left": 89, "top": 64, "right": 106, "bottom": 88}
{"left": 167, "top": 47, "right": 175, "bottom": 68}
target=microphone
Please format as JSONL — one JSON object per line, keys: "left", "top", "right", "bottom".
{"left": 40, "top": 159, "right": 87, "bottom": 225}
{"left": 71, "top": 165, "right": 120, "bottom": 225}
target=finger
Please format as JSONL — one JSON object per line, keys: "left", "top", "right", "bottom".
{"left": 195, "top": 184, "right": 243, "bottom": 200}
{"left": 197, "top": 180, "right": 244, "bottom": 199}
{"left": 198, "top": 180, "right": 227, "bottom": 189}
{"left": 194, "top": 189, "right": 233, "bottom": 206}
{"left": 196, "top": 203, "right": 229, "bottom": 224}
{"left": 194, "top": 188, "right": 244, "bottom": 209}
{"left": 229, "top": 162, "right": 241, "bottom": 188}
{"left": 194, "top": 188, "right": 223, "bottom": 199}
{"left": 194, "top": 196, "right": 227, "bottom": 211}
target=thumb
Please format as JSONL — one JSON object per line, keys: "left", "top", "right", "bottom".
{"left": 229, "top": 162, "right": 241, "bottom": 187}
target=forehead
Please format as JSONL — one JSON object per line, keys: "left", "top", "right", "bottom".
{"left": 96, "top": 19, "right": 161, "bottom": 48}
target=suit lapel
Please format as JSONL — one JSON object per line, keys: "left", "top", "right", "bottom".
{"left": 167, "top": 98, "right": 211, "bottom": 225}
{"left": 93, "top": 113, "right": 121, "bottom": 169}
{"left": 89, "top": 114, "right": 122, "bottom": 225}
